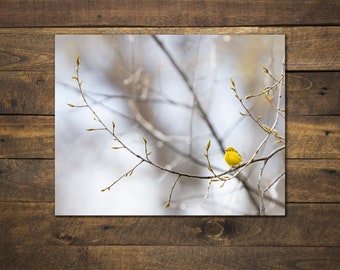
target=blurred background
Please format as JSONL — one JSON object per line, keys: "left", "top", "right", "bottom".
{"left": 55, "top": 35, "right": 285, "bottom": 215}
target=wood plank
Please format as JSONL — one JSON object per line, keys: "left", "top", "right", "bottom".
{"left": 0, "top": 246, "right": 87, "bottom": 270}
{"left": 1, "top": 159, "right": 338, "bottom": 203}
{"left": 0, "top": 203, "right": 339, "bottom": 246}
{"left": 287, "top": 116, "right": 340, "bottom": 159}
{"left": 286, "top": 72, "right": 340, "bottom": 116}
{"left": 0, "top": 115, "right": 54, "bottom": 159}
{"left": 0, "top": 0, "right": 339, "bottom": 27}
{"left": 1, "top": 115, "right": 339, "bottom": 159}
{"left": 86, "top": 246, "right": 339, "bottom": 270}
{"left": 0, "top": 27, "right": 339, "bottom": 71}
{"left": 1, "top": 246, "right": 338, "bottom": 270}
{"left": 0, "top": 34, "right": 53, "bottom": 71}
{"left": 1, "top": 71, "right": 339, "bottom": 116}
{"left": 287, "top": 159, "right": 340, "bottom": 203}
{"left": 0, "top": 159, "right": 54, "bottom": 202}
{"left": 0, "top": 71, "right": 54, "bottom": 115}
{"left": 286, "top": 27, "right": 340, "bottom": 71}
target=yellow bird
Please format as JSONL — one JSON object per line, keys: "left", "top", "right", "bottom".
{"left": 224, "top": 147, "right": 242, "bottom": 166}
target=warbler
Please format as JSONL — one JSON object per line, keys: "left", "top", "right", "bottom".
{"left": 224, "top": 147, "right": 242, "bottom": 166}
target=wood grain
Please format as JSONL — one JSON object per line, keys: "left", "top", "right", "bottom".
{"left": 0, "top": 159, "right": 54, "bottom": 202}
{"left": 286, "top": 159, "right": 340, "bottom": 202}
{"left": 287, "top": 116, "right": 340, "bottom": 159}
{"left": 0, "top": 115, "right": 54, "bottom": 159}
{"left": 0, "top": 0, "right": 339, "bottom": 27}
{"left": 0, "top": 71, "right": 54, "bottom": 115}
{"left": 1, "top": 246, "right": 339, "bottom": 270}
{"left": 0, "top": 203, "right": 339, "bottom": 246}
{"left": 0, "top": 27, "right": 339, "bottom": 71}
{"left": 0, "top": 33, "right": 53, "bottom": 71}
{"left": 286, "top": 72, "right": 340, "bottom": 116}
{"left": 87, "top": 246, "right": 340, "bottom": 270}
{"left": 0, "top": 246, "right": 87, "bottom": 270}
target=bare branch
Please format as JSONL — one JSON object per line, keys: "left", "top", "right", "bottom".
{"left": 263, "top": 171, "right": 285, "bottom": 194}
{"left": 164, "top": 175, "right": 182, "bottom": 208}
{"left": 101, "top": 160, "right": 144, "bottom": 192}
{"left": 151, "top": 35, "right": 225, "bottom": 154}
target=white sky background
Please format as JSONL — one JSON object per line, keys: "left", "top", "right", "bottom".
{"left": 55, "top": 35, "right": 285, "bottom": 215}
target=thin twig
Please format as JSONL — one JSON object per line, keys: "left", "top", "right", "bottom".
{"left": 263, "top": 171, "right": 285, "bottom": 194}
{"left": 100, "top": 160, "right": 144, "bottom": 192}
{"left": 257, "top": 69, "right": 285, "bottom": 215}
{"left": 231, "top": 75, "right": 285, "bottom": 140}
{"left": 164, "top": 175, "right": 182, "bottom": 208}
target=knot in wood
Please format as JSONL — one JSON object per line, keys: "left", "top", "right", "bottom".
{"left": 56, "top": 232, "right": 75, "bottom": 244}
{"left": 202, "top": 219, "right": 224, "bottom": 238}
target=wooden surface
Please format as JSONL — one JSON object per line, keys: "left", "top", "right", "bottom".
{"left": 0, "top": 1, "right": 339, "bottom": 269}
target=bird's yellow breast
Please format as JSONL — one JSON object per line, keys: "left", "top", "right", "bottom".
{"left": 224, "top": 147, "right": 242, "bottom": 166}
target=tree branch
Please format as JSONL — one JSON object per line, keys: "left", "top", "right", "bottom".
{"left": 151, "top": 35, "right": 225, "bottom": 154}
